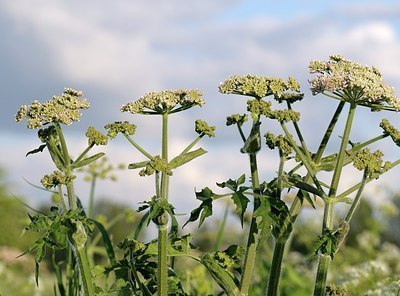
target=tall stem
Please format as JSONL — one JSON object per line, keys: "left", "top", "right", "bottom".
{"left": 88, "top": 176, "right": 97, "bottom": 219}
{"left": 313, "top": 103, "right": 357, "bottom": 296}
{"left": 266, "top": 101, "right": 345, "bottom": 296}
{"left": 158, "top": 113, "right": 169, "bottom": 296}
{"left": 55, "top": 123, "right": 95, "bottom": 296}
{"left": 240, "top": 152, "right": 261, "bottom": 295}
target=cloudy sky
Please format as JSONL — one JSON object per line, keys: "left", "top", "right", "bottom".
{"left": 1, "top": 0, "right": 400, "bottom": 214}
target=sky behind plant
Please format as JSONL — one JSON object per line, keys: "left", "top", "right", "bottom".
{"left": 1, "top": 0, "right": 400, "bottom": 211}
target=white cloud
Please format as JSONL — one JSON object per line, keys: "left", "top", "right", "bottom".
{"left": 2, "top": 0, "right": 400, "bottom": 212}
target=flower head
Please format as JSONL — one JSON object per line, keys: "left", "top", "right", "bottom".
{"left": 309, "top": 55, "right": 400, "bottom": 111}
{"left": 226, "top": 114, "right": 248, "bottom": 126}
{"left": 85, "top": 126, "right": 108, "bottom": 146}
{"left": 15, "top": 88, "right": 89, "bottom": 129}
{"left": 121, "top": 89, "right": 204, "bottom": 115}
{"left": 265, "top": 132, "right": 292, "bottom": 157}
{"left": 219, "top": 75, "right": 302, "bottom": 101}
{"left": 195, "top": 119, "right": 216, "bottom": 138}
{"left": 104, "top": 121, "right": 136, "bottom": 139}
{"left": 350, "top": 148, "right": 391, "bottom": 179}
{"left": 41, "top": 170, "right": 76, "bottom": 189}
{"left": 380, "top": 119, "right": 400, "bottom": 146}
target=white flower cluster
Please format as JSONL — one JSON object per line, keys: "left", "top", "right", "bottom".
{"left": 15, "top": 88, "right": 89, "bottom": 129}
{"left": 309, "top": 55, "right": 400, "bottom": 111}
{"left": 121, "top": 89, "right": 204, "bottom": 115}
{"left": 219, "top": 74, "right": 301, "bottom": 100}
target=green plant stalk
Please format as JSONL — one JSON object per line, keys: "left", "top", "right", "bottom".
{"left": 313, "top": 103, "right": 357, "bottom": 296}
{"left": 336, "top": 158, "right": 400, "bottom": 200}
{"left": 345, "top": 170, "right": 368, "bottom": 223}
{"left": 240, "top": 152, "right": 261, "bottom": 295}
{"left": 267, "top": 101, "right": 345, "bottom": 295}
{"left": 158, "top": 112, "right": 169, "bottom": 296}
{"left": 88, "top": 176, "right": 97, "bottom": 220}
{"left": 313, "top": 254, "right": 331, "bottom": 296}
{"left": 267, "top": 238, "right": 286, "bottom": 295}
{"left": 123, "top": 132, "right": 153, "bottom": 160}
{"left": 158, "top": 224, "right": 168, "bottom": 296}
{"left": 55, "top": 123, "right": 95, "bottom": 296}
{"left": 213, "top": 204, "right": 229, "bottom": 251}
{"left": 181, "top": 135, "right": 203, "bottom": 155}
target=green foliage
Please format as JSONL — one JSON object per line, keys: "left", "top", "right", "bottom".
{"left": 10, "top": 55, "right": 400, "bottom": 296}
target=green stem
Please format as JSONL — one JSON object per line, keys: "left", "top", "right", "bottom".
{"left": 281, "top": 123, "right": 324, "bottom": 194}
{"left": 54, "top": 123, "right": 95, "bottom": 296}
{"left": 266, "top": 239, "right": 286, "bottom": 295}
{"left": 266, "top": 101, "right": 345, "bottom": 295}
{"left": 158, "top": 112, "right": 169, "bottom": 296}
{"left": 327, "top": 103, "right": 357, "bottom": 200}
{"left": 287, "top": 102, "right": 312, "bottom": 160}
{"left": 180, "top": 135, "right": 203, "bottom": 155}
{"left": 237, "top": 123, "right": 247, "bottom": 142}
{"left": 336, "top": 158, "right": 400, "bottom": 200}
{"left": 313, "top": 103, "right": 357, "bottom": 296}
{"left": 75, "top": 244, "right": 95, "bottom": 296}
{"left": 240, "top": 152, "right": 261, "bottom": 295}
{"left": 57, "top": 184, "right": 67, "bottom": 212}
{"left": 158, "top": 224, "right": 168, "bottom": 296}
{"left": 276, "top": 149, "right": 285, "bottom": 198}
{"left": 213, "top": 205, "right": 229, "bottom": 251}
{"left": 88, "top": 176, "right": 97, "bottom": 220}
{"left": 123, "top": 132, "right": 153, "bottom": 160}
{"left": 345, "top": 170, "right": 368, "bottom": 222}
{"left": 74, "top": 144, "right": 94, "bottom": 164}
{"left": 313, "top": 255, "right": 331, "bottom": 296}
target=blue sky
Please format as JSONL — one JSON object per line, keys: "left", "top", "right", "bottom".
{"left": 1, "top": 0, "right": 400, "bottom": 211}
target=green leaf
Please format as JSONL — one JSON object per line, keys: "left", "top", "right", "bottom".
{"left": 282, "top": 174, "right": 325, "bottom": 197}
{"left": 128, "top": 160, "right": 150, "bottom": 170}
{"left": 216, "top": 174, "right": 247, "bottom": 191}
{"left": 253, "top": 197, "right": 273, "bottom": 247}
{"left": 201, "top": 253, "right": 241, "bottom": 296}
{"left": 312, "top": 229, "right": 338, "bottom": 259}
{"left": 183, "top": 198, "right": 212, "bottom": 227}
{"left": 91, "top": 219, "right": 116, "bottom": 265}
{"left": 195, "top": 187, "right": 217, "bottom": 201}
{"left": 299, "top": 189, "right": 316, "bottom": 209}
{"left": 26, "top": 144, "right": 47, "bottom": 157}
{"left": 241, "top": 120, "right": 261, "bottom": 154}
{"left": 169, "top": 148, "right": 207, "bottom": 169}
{"left": 168, "top": 234, "right": 194, "bottom": 257}
{"left": 132, "top": 210, "right": 150, "bottom": 240}
{"left": 71, "top": 152, "right": 105, "bottom": 169}
{"left": 231, "top": 192, "right": 250, "bottom": 226}
{"left": 269, "top": 198, "right": 292, "bottom": 239}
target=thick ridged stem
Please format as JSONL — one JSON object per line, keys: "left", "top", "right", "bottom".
{"left": 240, "top": 152, "right": 261, "bottom": 295}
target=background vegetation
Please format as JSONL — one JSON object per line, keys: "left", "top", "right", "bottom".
{"left": 1, "top": 165, "right": 399, "bottom": 295}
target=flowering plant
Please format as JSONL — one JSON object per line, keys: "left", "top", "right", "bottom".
{"left": 16, "top": 56, "right": 400, "bottom": 296}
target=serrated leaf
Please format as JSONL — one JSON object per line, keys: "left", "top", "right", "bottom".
{"left": 128, "top": 160, "right": 150, "bottom": 170}
{"left": 216, "top": 174, "right": 246, "bottom": 191}
{"left": 169, "top": 148, "right": 207, "bottom": 169}
{"left": 253, "top": 197, "right": 273, "bottom": 247}
{"left": 26, "top": 144, "right": 47, "bottom": 157}
{"left": 231, "top": 192, "right": 250, "bottom": 227}
{"left": 168, "top": 234, "right": 194, "bottom": 257}
{"left": 195, "top": 187, "right": 215, "bottom": 201}
{"left": 312, "top": 229, "right": 338, "bottom": 259}
{"left": 299, "top": 189, "right": 316, "bottom": 208}
{"left": 71, "top": 152, "right": 105, "bottom": 169}
{"left": 183, "top": 199, "right": 212, "bottom": 228}
{"left": 201, "top": 253, "right": 241, "bottom": 296}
